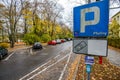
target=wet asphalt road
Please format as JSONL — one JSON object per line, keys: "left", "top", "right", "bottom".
{"left": 0, "top": 41, "right": 72, "bottom": 80}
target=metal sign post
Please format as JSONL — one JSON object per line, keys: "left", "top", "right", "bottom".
{"left": 85, "top": 55, "right": 94, "bottom": 80}
{"left": 73, "top": 0, "right": 109, "bottom": 80}
{"left": 86, "top": 64, "right": 91, "bottom": 80}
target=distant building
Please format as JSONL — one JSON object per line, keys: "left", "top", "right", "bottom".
{"left": 111, "top": 11, "right": 120, "bottom": 25}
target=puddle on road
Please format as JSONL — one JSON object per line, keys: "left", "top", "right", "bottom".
{"left": 40, "top": 53, "right": 48, "bottom": 55}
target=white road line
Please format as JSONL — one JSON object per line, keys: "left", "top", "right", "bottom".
{"left": 20, "top": 48, "right": 70, "bottom": 80}
{"left": 19, "top": 53, "right": 62, "bottom": 80}
{"left": 4, "top": 51, "right": 16, "bottom": 61}
{"left": 19, "top": 60, "right": 51, "bottom": 80}
{"left": 54, "top": 55, "right": 60, "bottom": 59}
{"left": 26, "top": 54, "right": 69, "bottom": 80}
{"left": 58, "top": 49, "right": 72, "bottom": 80}
{"left": 43, "top": 47, "right": 46, "bottom": 49}
{"left": 4, "top": 47, "right": 30, "bottom": 61}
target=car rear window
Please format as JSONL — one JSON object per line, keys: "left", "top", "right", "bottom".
{"left": 34, "top": 42, "right": 40, "bottom": 45}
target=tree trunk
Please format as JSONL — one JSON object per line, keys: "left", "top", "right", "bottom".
{"left": 2, "top": 27, "right": 4, "bottom": 42}
{"left": 9, "top": 33, "right": 15, "bottom": 48}
{"left": 10, "top": 39, "right": 14, "bottom": 48}
{"left": 24, "top": 18, "right": 27, "bottom": 34}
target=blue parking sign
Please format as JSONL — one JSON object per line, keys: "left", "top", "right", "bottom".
{"left": 85, "top": 56, "right": 94, "bottom": 65}
{"left": 73, "top": 0, "right": 109, "bottom": 37}
{"left": 86, "top": 64, "right": 91, "bottom": 73}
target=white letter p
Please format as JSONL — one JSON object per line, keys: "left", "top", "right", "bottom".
{"left": 80, "top": 6, "right": 100, "bottom": 33}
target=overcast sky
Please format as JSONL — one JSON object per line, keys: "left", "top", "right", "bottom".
{"left": 58, "top": 0, "right": 120, "bottom": 27}
{"left": 58, "top": 0, "right": 120, "bottom": 18}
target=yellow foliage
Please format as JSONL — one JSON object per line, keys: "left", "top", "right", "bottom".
{"left": 55, "top": 25, "right": 62, "bottom": 34}
{"left": 0, "top": 43, "right": 9, "bottom": 48}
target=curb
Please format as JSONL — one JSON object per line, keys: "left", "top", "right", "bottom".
{"left": 72, "top": 55, "right": 81, "bottom": 80}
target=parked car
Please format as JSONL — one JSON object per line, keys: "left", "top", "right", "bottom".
{"left": 61, "top": 39, "right": 66, "bottom": 43}
{"left": 48, "top": 40, "right": 56, "bottom": 45}
{"left": 61, "top": 39, "right": 65, "bottom": 43}
{"left": 67, "top": 38, "right": 71, "bottom": 41}
{"left": 64, "top": 38, "right": 69, "bottom": 41}
{"left": 33, "top": 42, "right": 43, "bottom": 49}
{"left": 56, "top": 39, "right": 61, "bottom": 44}
{"left": 0, "top": 47, "right": 8, "bottom": 60}
{"left": 65, "top": 38, "right": 72, "bottom": 41}
{"left": 70, "top": 38, "right": 73, "bottom": 40}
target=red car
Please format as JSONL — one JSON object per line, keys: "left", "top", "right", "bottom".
{"left": 48, "top": 40, "right": 56, "bottom": 45}
{"left": 61, "top": 39, "right": 65, "bottom": 43}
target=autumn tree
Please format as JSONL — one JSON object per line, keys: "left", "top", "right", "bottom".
{"left": 39, "top": 0, "right": 64, "bottom": 39}
{"left": 22, "top": 1, "right": 32, "bottom": 34}
{"left": 0, "top": 3, "right": 6, "bottom": 42}
{"left": 109, "top": 20, "right": 120, "bottom": 38}
{"left": 0, "top": 0, "right": 25, "bottom": 47}
{"left": 108, "top": 20, "right": 120, "bottom": 48}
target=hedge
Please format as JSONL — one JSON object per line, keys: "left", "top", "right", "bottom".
{"left": 108, "top": 38, "right": 120, "bottom": 49}
{"left": 0, "top": 43, "right": 9, "bottom": 48}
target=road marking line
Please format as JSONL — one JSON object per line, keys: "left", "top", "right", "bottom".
{"left": 54, "top": 55, "right": 60, "bottom": 59}
{"left": 20, "top": 48, "right": 70, "bottom": 80}
{"left": 26, "top": 54, "right": 69, "bottom": 80}
{"left": 43, "top": 47, "right": 46, "bottom": 49}
{"left": 19, "top": 52, "right": 63, "bottom": 80}
{"left": 4, "top": 51, "right": 16, "bottom": 61}
{"left": 4, "top": 47, "right": 31, "bottom": 61}
{"left": 19, "top": 59, "right": 51, "bottom": 80}
{"left": 58, "top": 49, "right": 72, "bottom": 80}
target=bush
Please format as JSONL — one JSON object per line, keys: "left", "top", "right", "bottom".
{"left": 0, "top": 43, "right": 9, "bottom": 48}
{"left": 58, "top": 34, "right": 65, "bottom": 39}
{"left": 23, "top": 33, "right": 40, "bottom": 45}
{"left": 41, "top": 34, "right": 51, "bottom": 43}
{"left": 108, "top": 37, "right": 120, "bottom": 49}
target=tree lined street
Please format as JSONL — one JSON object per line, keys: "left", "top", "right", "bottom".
{"left": 0, "top": 41, "right": 78, "bottom": 80}
{"left": 0, "top": 0, "right": 120, "bottom": 80}
{"left": 0, "top": 41, "right": 120, "bottom": 80}
{"left": 0, "top": 0, "right": 72, "bottom": 47}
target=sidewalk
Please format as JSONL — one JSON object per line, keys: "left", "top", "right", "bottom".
{"left": 108, "top": 46, "right": 120, "bottom": 66}
{"left": 108, "top": 46, "right": 120, "bottom": 53}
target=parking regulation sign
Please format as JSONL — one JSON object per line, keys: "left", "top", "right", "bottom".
{"left": 73, "top": 38, "right": 108, "bottom": 56}
{"left": 73, "top": 0, "right": 109, "bottom": 37}
{"left": 85, "top": 56, "right": 94, "bottom": 65}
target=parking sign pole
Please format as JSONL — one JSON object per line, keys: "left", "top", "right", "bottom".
{"left": 88, "top": 73, "right": 90, "bottom": 80}
{"left": 85, "top": 55, "right": 94, "bottom": 80}
{"left": 86, "top": 0, "right": 91, "bottom": 80}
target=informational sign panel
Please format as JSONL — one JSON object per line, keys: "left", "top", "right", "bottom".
{"left": 73, "top": 38, "right": 108, "bottom": 56}
{"left": 86, "top": 64, "right": 91, "bottom": 73}
{"left": 85, "top": 56, "right": 94, "bottom": 65}
{"left": 73, "top": 0, "right": 109, "bottom": 37}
